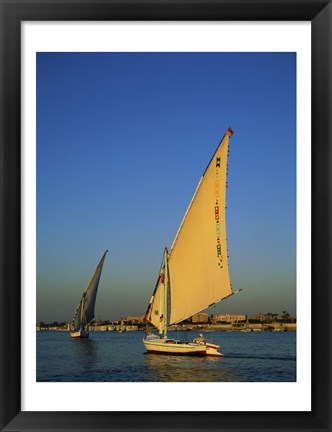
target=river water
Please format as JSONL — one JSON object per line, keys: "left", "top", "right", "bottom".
{"left": 36, "top": 330, "right": 296, "bottom": 382}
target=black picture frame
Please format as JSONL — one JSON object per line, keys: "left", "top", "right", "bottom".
{"left": 1, "top": 1, "right": 331, "bottom": 431}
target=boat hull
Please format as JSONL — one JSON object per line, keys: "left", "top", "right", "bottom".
{"left": 70, "top": 330, "right": 89, "bottom": 338}
{"left": 143, "top": 338, "right": 206, "bottom": 356}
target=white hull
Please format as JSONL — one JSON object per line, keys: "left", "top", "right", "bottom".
{"left": 70, "top": 330, "right": 89, "bottom": 338}
{"left": 144, "top": 335, "right": 224, "bottom": 356}
{"left": 143, "top": 338, "right": 206, "bottom": 356}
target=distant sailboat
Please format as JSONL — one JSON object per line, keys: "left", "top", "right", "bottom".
{"left": 70, "top": 250, "right": 108, "bottom": 338}
{"left": 143, "top": 128, "right": 241, "bottom": 356}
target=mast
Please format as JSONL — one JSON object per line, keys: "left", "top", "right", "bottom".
{"left": 158, "top": 248, "right": 169, "bottom": 339}
{"left": 163, "top": 247, "right": 169, "bottom": 339}
{"left": 158, "top": 270, "right": 163, "bottom": 338}
{"left": 80, "top": 295, "right": 85, "bottom": 330}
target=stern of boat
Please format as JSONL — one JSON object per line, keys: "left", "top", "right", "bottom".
{"left": 205, "top": 342, "right": 224, "bottom": 357}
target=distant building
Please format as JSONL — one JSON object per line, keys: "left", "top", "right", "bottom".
{"left": 250, "top": 313, "right": 276, "bottom": 322}
{"left": 89, "top": 325, "right": 109, "bottom": 331}
{"left": 191, "top": 313, "right": 209, "bottom": 323}
{"left": 214, "top": 314, "right": 247, "bottom": 323}
{"left": 122, "top": 316, "right": 145, "bottom": 324}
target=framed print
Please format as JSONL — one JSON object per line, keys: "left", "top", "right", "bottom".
{"left": 0, "top": 0, "right": 331, "bottom": 431}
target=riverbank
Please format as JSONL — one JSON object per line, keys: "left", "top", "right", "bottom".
{"left": 169, "top": 323, "right": 296, "bottom": 332}
{"left": 37, "top": 322, "right": 296, "bottom": 332}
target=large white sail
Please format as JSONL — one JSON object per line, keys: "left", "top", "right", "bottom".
{"left": 145, "top": 129, "right": 233, "bottom": 328}
{"left": 168, "top": 129, "right": 233, "bottom": 324}
{"left": 72, "top": 250, "right": 108, "bottom": 331}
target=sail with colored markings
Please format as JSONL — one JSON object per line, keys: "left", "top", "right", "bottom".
{"left": 145, "top": 128, "right": 234, "bottom": 328}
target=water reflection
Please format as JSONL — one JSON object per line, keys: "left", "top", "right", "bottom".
{"left": 144, "top": 353, "right": 236, "bottom": 382}
{"left": 37, "top": 331, "right": 296, "bottom": 382}
{"left": 71, "top": 338, "right": 97, "bottom": 371}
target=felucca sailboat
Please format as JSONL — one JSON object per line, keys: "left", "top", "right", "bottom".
{"left": 143, "top": 128, "right": 241, "bottom": 356}
{"left": 70, "top": 250, "right": 108, "bottom": 338}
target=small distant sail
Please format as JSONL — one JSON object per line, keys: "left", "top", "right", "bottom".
{"left": 72, "top": 250, "right": 108, "bottom": 331}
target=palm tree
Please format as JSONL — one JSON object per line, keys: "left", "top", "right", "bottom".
{"left": 281, "top": 311, "right": 291, "bottom": 321}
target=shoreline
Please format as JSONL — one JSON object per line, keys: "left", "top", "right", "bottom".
{"left": 36, "top": 323, "right": 297, "bottom": 332}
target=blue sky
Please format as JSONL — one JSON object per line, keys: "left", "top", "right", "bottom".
{"left": 37, "top": 52, "right": 296, "bottom": 323}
